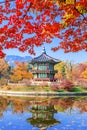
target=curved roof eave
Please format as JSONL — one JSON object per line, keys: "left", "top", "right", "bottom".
{"left": 31, "top": 53, "right": 61, "bottom": 63}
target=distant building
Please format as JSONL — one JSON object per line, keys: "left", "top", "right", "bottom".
{"left": 30, "top": 47, "right": 60, "bottom": 81}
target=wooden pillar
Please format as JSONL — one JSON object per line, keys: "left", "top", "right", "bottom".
{"left": 47, "top": 63, "right": 49, "bottom": 70}
{"left": 37, "top": 63, "right": 38, "bottom": 70}
{"left": 47, "top": 73, "right": 49, "bottom": 78}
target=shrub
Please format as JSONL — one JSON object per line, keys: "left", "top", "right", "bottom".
{"left": 0, "top": 78, "right": 8, "bottom": 86}
{"left": 51, "top": 84, "right": 59, "bottom": 91}
{"left": 60, "top": 79, "right": 74, "bottom": 91}
{"left": 44, "top": 86, "right": 50, "bottom": 91}
{"left": 20, "top": 79, "right": 32, "bottom": 87}
{"left": 39, "top": 82, "right": 49, "bottom": 88}
{"left": 75, "top": 78, "right": 87, "bottom": 88}
{"left": 6, "top": 86, "right": 12, "bottom": 90}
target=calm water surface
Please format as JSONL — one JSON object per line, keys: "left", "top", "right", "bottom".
{"left": 0, "top": 96, "right": 87, "bottom": 130}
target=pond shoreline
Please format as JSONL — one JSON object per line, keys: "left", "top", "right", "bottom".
{"left": 0, "top": 90, "right": 87, "bottom": 97}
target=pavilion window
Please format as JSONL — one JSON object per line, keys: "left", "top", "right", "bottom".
{"left": 38, "top": 63, "right": 47, "bottom": 70}
{"left": 38, "top": 73, "right": 47, "bottom": 78}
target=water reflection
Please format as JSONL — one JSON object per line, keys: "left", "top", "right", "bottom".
{"left": 27, "top": 101, "right": 60, "bottom": 130}
{"left": 0, "top": 96, "right": 87, "bottom": 130}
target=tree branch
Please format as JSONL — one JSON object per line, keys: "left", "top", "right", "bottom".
{"left": 74, "top": 7, "right": 87, "bottom": 21}
{"left": 23, "top": 2, "right": 33, "bottom": 18}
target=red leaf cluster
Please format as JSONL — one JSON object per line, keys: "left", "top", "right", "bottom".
{"left": 0, "top": 0, "right": 86, "bottom": 57}
{"left": 60, "top": 79, "right": 74, "bottom": 91}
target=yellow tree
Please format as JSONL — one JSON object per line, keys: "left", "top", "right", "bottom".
{"left": 65, "top": 61, "right": 76, "bottom": 81}
{"left": 73, "top": 63, "right": 87, "bottom": 79}
{"left": 81, "top": 68, "right": 87, "bottom": 79}
{"left": 0, "top": 58, "right": 8, "bottom": 79}
{"left": 54, "top": 61, "right": 67, "bottom": 81}
{"left": 55, "top": 61, "right": 76, "bottom": 82}
{"left": 10, "top": 62, "right": 33, "bottom": 82}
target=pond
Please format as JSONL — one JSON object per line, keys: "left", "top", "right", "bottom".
{"left": 0, "top": 96, "right": 87, "bottom": 130}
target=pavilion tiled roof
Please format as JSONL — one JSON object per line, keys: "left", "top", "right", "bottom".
{"left": 31, "top": 47, "right": 60, "bottom": 63}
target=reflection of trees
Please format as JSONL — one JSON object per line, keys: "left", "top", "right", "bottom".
{"left": 11, "top": 101, "right": 24, "bottom": 113}
{"left": 8, "top": 97, "right": 87, "bottom": 114}
{"left": 73, "top": 98, "right": 87, "bottom": 113}
{"left": 54, "top": 98, "right": 74, "bottom": 112}
{"left": 0, "top": 97, "right": 8, "bottom": 117}
{"left": 11, "top": 100, "right": 31, "bottom": 113}
{"left": 0, "top": 96, "right": 87, "bottom": 127}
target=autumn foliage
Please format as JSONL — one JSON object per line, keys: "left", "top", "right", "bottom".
{"left": 60, "top": 79, "right": 74, "bottom": 91}
{"left": 55, "top": 61, "right": 87, "bottom": 89}
{"left": 0, "top": 58, "right": 9, "bottom": 79}
{"left": 10, "top": 62, "right": 33, "bottom": 82}
{"left": 81, "top": 68, "right": 87, "bottom": 79}
{"left": 0, "top": 0, "right": 86, "bottom": 57}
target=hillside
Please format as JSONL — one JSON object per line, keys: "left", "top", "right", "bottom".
{"left": 4, "top": 55, "right": 32, "bottom": 66}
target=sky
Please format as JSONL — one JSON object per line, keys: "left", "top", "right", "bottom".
{"left": 3, "top": 37, "right": 87, "bottom": 64}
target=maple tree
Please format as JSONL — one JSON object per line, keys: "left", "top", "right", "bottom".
{"left": 0, "top": 0, "right": 86, "bottom": 57}
{"left": 74, "top": 63, "right": 87, "bottom": 79}
{"left": 60, "top": 79, "right": 74, "bottom": 91}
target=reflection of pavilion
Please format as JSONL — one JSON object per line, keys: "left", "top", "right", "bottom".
{"left": 27, "top": 104, "right": 60, "bottom": 130}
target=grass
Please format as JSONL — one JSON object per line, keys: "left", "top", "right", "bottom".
{"left": 43, "top": 86, "right": 51, "bottom": 91}
{"left": 72, "top": 86, "right": 86, "bottom": 92}
{"left": 0, "top": 85, "right": 87, "bottom": 93}
{"left": 58, "top": 89, "right": 67, "bottom": 92}
{"left": 0, "top": 85, "right": 31, "bottom": 92}
{"left": 0, "top": 85, "right": 52, "bottom": 92}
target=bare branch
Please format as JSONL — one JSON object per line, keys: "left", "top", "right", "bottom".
{"left": 74, "top": 7, "right": 87, "bottom": 21}
{"left": 23, "top": 2, "right": 33, "bottom": 18}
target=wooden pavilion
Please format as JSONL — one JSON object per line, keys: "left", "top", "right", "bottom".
{"left": 30, "top": 47, "right": 60, "bottom": 81}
